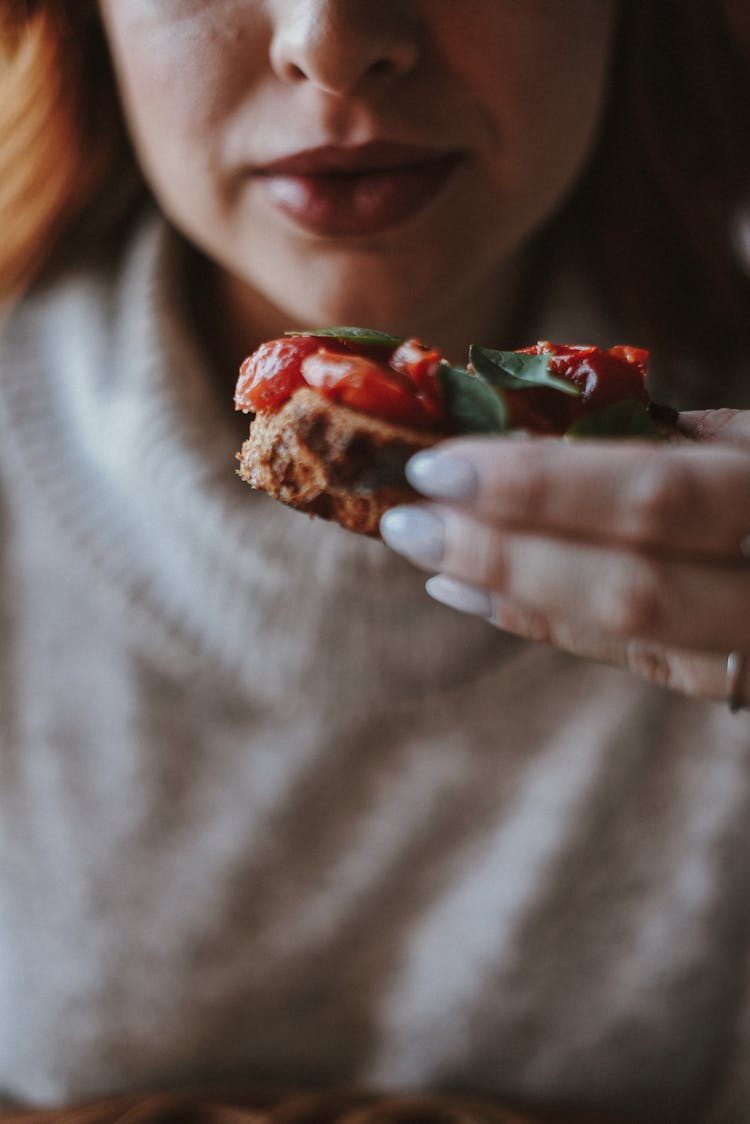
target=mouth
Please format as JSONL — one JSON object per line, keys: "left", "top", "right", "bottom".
{"left": 252, "top": 141, "right": 465, "bottom": 238}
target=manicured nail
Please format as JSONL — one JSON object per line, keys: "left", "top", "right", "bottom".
{"left": 380, "top": 506, "right": 445, "bottom": 565}
{"left": 425, "top": 574, "right": 494, "bottom": 619}
{"left": 740, "top": 533, "right": 750, "bottom": 561}
{"left": 406, "top": 451, "right": 478, "bottom": 501}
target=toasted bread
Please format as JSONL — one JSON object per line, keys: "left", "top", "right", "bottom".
{"left": 237, "top": 387, "right": 441, "bottom": 536}
{"left": 235, "top": 332, "right": 673, "bottom": 536}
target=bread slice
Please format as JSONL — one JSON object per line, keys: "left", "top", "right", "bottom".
{"left": 236, "top": 386, "right": 442, "bottom": 536}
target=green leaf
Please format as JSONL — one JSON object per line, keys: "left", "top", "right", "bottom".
{"left": 285, "top": 326, "right": 405, "bottom": 347}
{"left": 565, "top": 399, "right": 663, "bottom": 439}
{"left": 469, "top": 346, "right": 581, "bottom": 397}
{"left": 438, "top": 362, "right": 508, "bottom": 434}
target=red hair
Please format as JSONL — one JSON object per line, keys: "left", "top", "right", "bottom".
{"left": 0, "top": 1, "right": 141, "bottom": 297}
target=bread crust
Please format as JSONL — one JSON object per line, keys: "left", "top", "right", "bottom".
{"left": 237, "top": 387, "right": 442, "bottom": 535}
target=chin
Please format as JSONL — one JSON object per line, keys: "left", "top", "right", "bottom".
{"left": 293, "top": 290, "right": 418, "bottom": 335}
{"left": 258, "top": 252, "right": 443, "bottom": 338}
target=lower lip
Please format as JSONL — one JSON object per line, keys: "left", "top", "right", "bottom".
{"left": 256, "top": 156, "right": 462, "bottom": 238}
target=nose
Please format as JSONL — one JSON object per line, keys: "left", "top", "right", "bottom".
{"left": 270, "top": 0, "right": 422, "bottom": 96}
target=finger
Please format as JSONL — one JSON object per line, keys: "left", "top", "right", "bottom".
{"left": 404, "top": 438, "right": 750, "bottom": 562}
{"left": 380, "top": 503, "right": 750, "bottom": 652}
{"left": 425, "top": 575, "right": 749, "bottom": 707}
{"left": 677, "top": 408, "right": 750, "bottom": 447}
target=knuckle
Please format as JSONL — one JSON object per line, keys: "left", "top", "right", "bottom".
{"left": 450, "top": 518, "right": 508, "bottom": 590}
{"left": 626, "top": 643, "right": 711, "bottom": 701}
{"left": 625, "top": 640, "right": 674, "bottom": 688}
{"left": 492, "top": 599, "right": 552, "bottom": 642}
{"left": 480, "top": 445, "right": 551, "bottom": 521}
{"left": 506, "top": 458, "right": 550, "bottom": 521}
{"left": 625, "top": 456, "right": 695, "bottom": 541}
{"left": 477, "top": 532, "right": 508, "bottom": 590}
{"left": 598, "top": 559, "right": 666, "bottom": 638}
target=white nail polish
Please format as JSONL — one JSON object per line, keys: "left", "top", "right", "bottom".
{"left": 380, "top": 506, "right": 445, "bottom": 565}
{"left": 406, "top": 452, "right": 478, "bottom": 500}
{"left": 425, "top": 574, "right": 493, "bottom": 618}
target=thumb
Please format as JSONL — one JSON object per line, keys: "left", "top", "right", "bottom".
{"left": 677, "top": 407, "right": 750, "bottom": 447}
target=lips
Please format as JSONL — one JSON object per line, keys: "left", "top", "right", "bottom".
{"left": 253, "top": 142, "right": 464, "bottom": 238}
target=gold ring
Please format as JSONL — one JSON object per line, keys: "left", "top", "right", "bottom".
{"left": 726, "top": 650, "right": 746, "bottom": 713}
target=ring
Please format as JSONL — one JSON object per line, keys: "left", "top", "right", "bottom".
{"left": 726, "top": 650, "right": 746, "bottom": 713}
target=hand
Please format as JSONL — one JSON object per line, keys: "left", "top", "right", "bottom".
{"left": 380, "top": 409, "right": 750, "bottom": 706}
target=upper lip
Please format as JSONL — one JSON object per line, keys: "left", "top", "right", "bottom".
{"left": 253, "top": 141, "right": 463, "bottom": 177}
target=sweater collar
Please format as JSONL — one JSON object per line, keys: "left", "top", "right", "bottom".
{"left": 0, "top": 211, "right": 510, "bottom": 694}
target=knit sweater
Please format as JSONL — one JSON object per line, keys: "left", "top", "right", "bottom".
{"left": 1, "top": 213, "right": 749, "bottom": 1123}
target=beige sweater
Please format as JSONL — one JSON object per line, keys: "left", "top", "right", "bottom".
{"left": 1, "top": 214, "right": 749, "bottom": 1123}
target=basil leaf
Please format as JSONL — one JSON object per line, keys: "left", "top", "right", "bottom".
{"left": 565, "top": 400, "right": 663, "bottom": 439}
{"left": 438, "top": 362, "right": 508, "bottom": 434}
{"left": 285, "top": 326, "right": 405, "bottom": 347}
{"left": 469, "top": 346, "right": 581, "bottom": 397}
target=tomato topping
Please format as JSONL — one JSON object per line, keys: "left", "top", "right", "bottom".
{"left": 390, "top": 339, "right": 442, "bottom": 390}
{"left": 236, "top": 333, "right": 447, "bottom": 428}
{"left": 234, "top": 336, "right": 321, "bottom": 412}
{"left": 606, "top": 345, "right": 650, "bottom": 378}
{"left": 510, "top": 341, "right": 650, "bottom": 433}
{"left": 301, "top": 349, "right": 442, "bottom": 429}
{"left": 235, "top": 333, "right": 651, "bottom": 436}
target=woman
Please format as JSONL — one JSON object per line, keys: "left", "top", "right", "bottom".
{"left": 1, "top": 2, "right": 749, "bottom": 1121}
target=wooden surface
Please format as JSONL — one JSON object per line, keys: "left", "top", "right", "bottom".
{"left": 0, "top": 1088, "right": 633, "bottom": 1124}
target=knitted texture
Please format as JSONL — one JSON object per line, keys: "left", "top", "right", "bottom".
{"left": 1, "top": 215, "right": 749, "bottom": 1122}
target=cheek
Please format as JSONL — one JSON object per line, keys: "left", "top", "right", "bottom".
{"left": 448, "top": 3, "right": 617, "bottom": 179}
{"left": 530, "top": 9, "right": 617, "bottom": 134}
{"left": 99, "top": 6, "right": 260, "bottom": 187}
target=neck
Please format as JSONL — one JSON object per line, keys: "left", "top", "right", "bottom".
{"left": 188, "top": 248, "right": 531, "bottom": 395}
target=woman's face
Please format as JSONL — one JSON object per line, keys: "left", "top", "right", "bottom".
{"left": 98, "top": 0, "right": 618, "bottom": 353}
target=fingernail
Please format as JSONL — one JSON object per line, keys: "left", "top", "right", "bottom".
{"left": 406, "top": 451, "right": 478, "bottom": 501}
{"left": 380, "top": 506, "right": 445, "bottom": 565}
{"left": 740, "top": 533, "right": 750, "bottom": 561}
{"left": 425, "top": 574, "right": 494, "bottom": 618}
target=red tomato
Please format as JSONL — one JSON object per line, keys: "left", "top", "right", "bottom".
{"left": 301, "top": 349, "right": 441, "bottom": 429}
{"left": 524, "top": 342, "right": 649, "bottom": 405}
{"left": 511, "top": 341, "right": 650, "bottom": 433}
{"left": 607, "top": 345, "right": 650, "bottom": 379}
{"left": 234, "top": 336, "right": 321, "bottom": 412}
{"left": 236, "top": 333, "right": 649, "bottom": 435}
{"left": 389, "top": 339, "right": 446, "bottom": 424}
{"left": 390, "top": 339, "right": 441, "bottom": 389}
